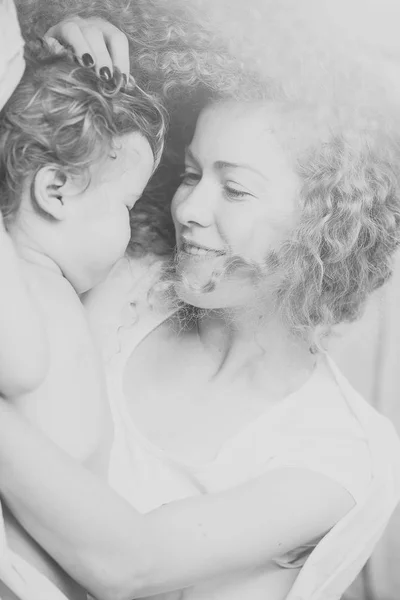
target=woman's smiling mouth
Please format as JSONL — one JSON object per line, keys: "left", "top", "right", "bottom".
{"left": 181, "top": 239, "right": 226, "bottom": 257}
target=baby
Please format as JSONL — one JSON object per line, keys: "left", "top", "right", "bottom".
{"left": 0, "top": 39, "right": 165, "bottom": 599}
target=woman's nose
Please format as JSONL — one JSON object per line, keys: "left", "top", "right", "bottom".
{"left": 174, "top": 181, "right": 215, "bottom": 228}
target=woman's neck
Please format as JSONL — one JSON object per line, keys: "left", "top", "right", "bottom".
{"left": 195, "top": 307, "right": 315, "bottom": 384}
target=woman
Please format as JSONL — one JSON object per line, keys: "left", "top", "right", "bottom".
{"left": 1, "top": 4, "right": 400, "bottom": 600}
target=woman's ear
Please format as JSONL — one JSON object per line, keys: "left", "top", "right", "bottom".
{"left": 33, "top": 166, "right": 69, "bottom": 220}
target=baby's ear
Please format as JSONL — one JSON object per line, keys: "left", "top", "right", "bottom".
{"left": 33, "top": 166, "right": 71, "bottom": 220}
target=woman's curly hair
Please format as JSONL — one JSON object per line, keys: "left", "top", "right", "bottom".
{"left": 0, "top": 39, "right": 166, "bottom": 223}
{"left": 273, "top": 125, "right": 400, "bottom": 345}
{"left": 14, "top": 0, "right": 400, "bottom": 341}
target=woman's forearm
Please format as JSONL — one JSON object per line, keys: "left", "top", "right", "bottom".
{"left": 0, "top": 399, "right": 147, "bottom": 600}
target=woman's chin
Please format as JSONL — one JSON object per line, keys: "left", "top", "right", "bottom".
{"left": 173, "top": 251, "right": 260, "bottom": 310}
{"left": 176, "top": 251, "right": 224, "bottom": 280}
{"left": 174, "top": 277, "right": 255, "bottom": 310}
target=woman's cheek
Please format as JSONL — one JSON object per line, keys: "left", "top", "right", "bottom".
{"left": 170, "top": 196, "right": 179, "bottom": 226}
{"left": 171, "top": 187, "right": 188, "bottom": 227}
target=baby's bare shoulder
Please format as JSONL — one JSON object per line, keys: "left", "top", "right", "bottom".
{"left": 17, "top": 264, "right": 109, "bottom": 463}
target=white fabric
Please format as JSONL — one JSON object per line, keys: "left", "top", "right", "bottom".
{"left": 330, "top": 251, "right": 400, "bottom": 599}
{"left": 0, "top": 0, "right": 25, "bottom": 111}
{"left": 103, "top": 258, "right": 400, "bottom": 600}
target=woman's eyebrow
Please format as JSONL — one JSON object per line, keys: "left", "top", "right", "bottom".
{"left": 184, "top": 151, "right": 268, "bottom": 182}
{"left": 215, "top": 161, "right": 268, "bottom": 181}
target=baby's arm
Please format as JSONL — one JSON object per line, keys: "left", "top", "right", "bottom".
{"left": 0, "top": 216, "right": 48, "bottom": 398}
{"left": 2, "top": 273, "right": 112, "bottom": 596}
{"left": 16, "top": 272, "right": 113, "bottom": 470}
{"left": 0, "top": 1, "right": 48, "bottom": 397}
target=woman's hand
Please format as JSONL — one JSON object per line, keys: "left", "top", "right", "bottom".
{"left": 45, "top": 16, "right": 130, "bottom": 82}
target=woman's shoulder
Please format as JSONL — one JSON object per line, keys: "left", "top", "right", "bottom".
{"left": 269, "top": 354, "right": 400, "bottom": 503}
{"left": 282, "top": 354, "right": 400, "bottom": 471}
{"left": 241, "top": 357, "right": 374, "bottom": 504}
{"left": 284, "top": 354, "right": 393, "bottom": 436}
{"left": 276, "top": 355, "right": 366, "bottom": 435}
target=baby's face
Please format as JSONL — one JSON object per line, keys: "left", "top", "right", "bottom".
{"left": 66, "top": 132, "right": 154, "bottom": 291}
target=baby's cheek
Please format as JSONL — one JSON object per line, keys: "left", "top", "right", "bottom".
{"left": 96, "top": 209, "right": 131, "bottom": 265}
{"left": 116, "top": 209, "right": 132, "bottom": 251}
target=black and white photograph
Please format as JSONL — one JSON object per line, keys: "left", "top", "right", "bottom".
{"left": 1, "top": 1, "right": 400, "bottom": 598}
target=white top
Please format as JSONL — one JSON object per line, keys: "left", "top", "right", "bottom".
{"left": 100, "top": 257, "right": 400, "bottom": 600}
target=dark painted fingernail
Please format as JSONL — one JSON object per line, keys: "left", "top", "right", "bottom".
{"left": 99, "top": 66, "right": 112, "bottom": 81}
{"left": 82, "top": 53, "right": 94, "bottom": 67}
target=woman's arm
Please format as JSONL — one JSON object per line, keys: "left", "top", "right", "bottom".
{"left": 0, "top": 398, "right": 354, "bottom": 600}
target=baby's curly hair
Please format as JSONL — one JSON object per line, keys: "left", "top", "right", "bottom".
{"left": 0, "top": 39, "right": 166, "bottom": 223}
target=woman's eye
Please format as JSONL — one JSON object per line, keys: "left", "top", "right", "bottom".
{"left": 179, "top": 170, "right": 201, "bottom": 186}
{"left": 224, "top": 185, "right": 252, "bottom": 201}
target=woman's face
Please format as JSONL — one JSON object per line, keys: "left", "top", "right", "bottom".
{"left": 171, "top": 101, "right": 301, "bottom": 309}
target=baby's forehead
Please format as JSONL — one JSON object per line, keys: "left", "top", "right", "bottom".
{"left": 115, "top": 132, "right": 154, "bottom": 165}
{"left": 92, "top": 133, "right": 155, "bottom": 184}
